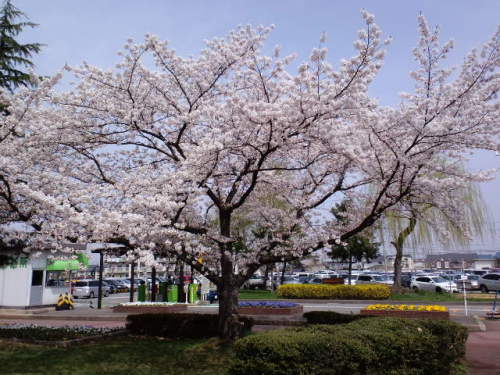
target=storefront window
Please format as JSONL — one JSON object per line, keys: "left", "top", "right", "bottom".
{"left": 45, "top": 271, "right": 69, "bottom": 287}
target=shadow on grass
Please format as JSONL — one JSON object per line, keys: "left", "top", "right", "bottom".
{"left": 0, "top": 336, "right": 233, "bottom": 375}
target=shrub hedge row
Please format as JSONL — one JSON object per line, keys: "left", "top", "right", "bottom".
{"left": 126, "top": 313, "right": 254, "bottom": 339}
{"left": 277, "top": 284, "right": 391, "bottom": 299}
{"left": 231, "top": 317, "right": 467, "bottom": 375}
{"left": 303, "top": 311, "right": 370, "bottom": 325}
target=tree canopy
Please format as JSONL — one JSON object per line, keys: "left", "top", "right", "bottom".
{"left": 0, "top": 11, "right": 498, "bottom": 338}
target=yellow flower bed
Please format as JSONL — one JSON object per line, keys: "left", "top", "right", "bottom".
{"left": 276, "top": 284, "right": 391, "bottom": 300}
{"left": 365, "top": 304, "right": 448, "bottom": 312}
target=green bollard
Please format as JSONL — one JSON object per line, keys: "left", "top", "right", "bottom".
{"left": 188, "top": 284, "right": 198, "bottom": 303}
{"left": 138, "top": 283, "right": 146, "bottom": 302}
{"left": 167, "top": 285, "right": 178, "bottom": 302}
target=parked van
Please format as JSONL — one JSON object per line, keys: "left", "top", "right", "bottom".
{"left": 72, "top": 279, "right": 110, "bottom": 299}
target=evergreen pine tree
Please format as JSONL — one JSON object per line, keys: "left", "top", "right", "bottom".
{"left": 0, "top": 0, "right": 42, "bottom": 92}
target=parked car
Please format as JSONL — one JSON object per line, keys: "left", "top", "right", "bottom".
{"left": 356, "top": 274, "right": 393, "bottom": 285}
{"left": 478, "top": 273, "right": 500, "bottom": 293}
{"left": 400, "top": 273, "right": 413, "bottom": 288}
{"left": 281, "top": 276, "right": 300, "bottom": 285}
{"left": 243, "top": 274, "right": 266, "bottom": 289}
{"left": 207, "top": 290, "right": 218, "bottom": 304}
{"left": 72, "top": 279, "right": 110, "bottom": 298}
{"left": 340, "top": 274, "right": 358, "bottom": 285}
{"left": 112, "top": 279, "right": 130, "bottom": 292}
{"left": 410, "top": 276, "right": 458, "bottom": 293}
{"left": 455, "top": 275, "right": 480, "bottom": 291}
{"left": 102, "top": 280, "right": 117, "bottom": 294}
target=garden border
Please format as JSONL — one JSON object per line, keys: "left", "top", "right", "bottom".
{"left": 360, "top": 309, "right": 450, "bottom": 320}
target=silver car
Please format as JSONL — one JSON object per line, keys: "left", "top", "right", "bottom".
{"left": 478, "top": 273, "right": 500, "bottom": 293}
{"left": 72, "top": 280, "right": 110, "bottom": 298}
{"left": 411, "top": 276, "right": 458, "bottom": 293}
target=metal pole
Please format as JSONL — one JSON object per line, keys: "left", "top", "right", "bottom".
{"left": 97, "top": 250, "right": 104, "bottom": 309}
{"left": 462, "top": 278, "right": 468, "bottom": 317}
{"left": 129, "top": 261, "right": 135, "bottom": 302}
{"left": 151, "top": 266, "right": 157, "bottom": 302}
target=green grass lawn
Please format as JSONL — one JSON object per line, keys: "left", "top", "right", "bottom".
{"left": 390, "top": 290, "right": 496, "bottom": 303}
{"left": 238, "top": 289, "right": 281, "bottom": 300}
{"left": 0, "top": 336, "right": 233, "bottom": 375}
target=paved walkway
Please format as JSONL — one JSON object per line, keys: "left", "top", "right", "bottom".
{"left": 467, "top": 319, "right": 500, "bottom": 375}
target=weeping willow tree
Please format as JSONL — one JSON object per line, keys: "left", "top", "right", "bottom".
{"left": 382, "top": 182, "right": 494, "bottom": 289}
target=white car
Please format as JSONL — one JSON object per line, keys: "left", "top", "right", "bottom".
{"left": 343, "top": 275, "right": 358, "bottom": 285}
{"left": 411, "top": 276, "right": 458, "bottom": 293}
{"left": 478, "top": 273, "right": 500, "bottom": 293}
{"left": 72, "top": 279, "right": 110, "bottom": 298}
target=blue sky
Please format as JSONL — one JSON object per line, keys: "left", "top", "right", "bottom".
{"left": 14, "top": 0, "right": 500, "bottom": 253}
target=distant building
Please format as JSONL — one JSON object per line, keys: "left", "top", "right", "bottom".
{"left": 364, "top": 255, "right": 417, "bottom": 272}
{"left": 424, "top": 252, "right": 500, "bottom": 270}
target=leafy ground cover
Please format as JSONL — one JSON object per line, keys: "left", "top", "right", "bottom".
{"left": 0, "top": 336, "right": 233, "bottom": 375}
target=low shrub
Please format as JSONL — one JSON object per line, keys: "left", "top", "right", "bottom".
{"left": 126, "top": 313, "right": 254, "bottom": 339}
{"left": 230, "top": 317, "right": 467, "bottom": 375}
{"left": 0, "top": 324, "right": 120, "bottom": 341}
{"left": 303, "top": 311, "right": 369, "bottom": 325}
{"left": 277, "top": 284, "right": 391, "bottom": 299}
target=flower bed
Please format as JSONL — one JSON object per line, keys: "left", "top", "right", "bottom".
{"left": 0, "top": 324, "right": 124, "bottom": 346}
{"left": 237, "top": 301, "right": 303, "bottom": 315}
{"left": 113, "top": 302, "right": 188, "bottom": 314}
{"left": 360, "top": 304, "right": 449, "bottom": 320}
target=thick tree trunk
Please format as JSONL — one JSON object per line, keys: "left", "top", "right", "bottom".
{"left": 217, "top": 274, "right": 242, "bottom": 340}
{"left": 263, "top": 265, "right": 270, "bottom": 290}
{"left": 217, "top": 209, "right": 244, "bottom": 340}
{"left": 392, "top": 216, "right": 417, "bottom": 290}
{"left": 392, "top": 245, "right": 403, "bottom": 290}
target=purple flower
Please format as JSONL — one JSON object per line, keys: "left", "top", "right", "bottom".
{"left": 239, "top": 301, "right": 299, "bottom": 308}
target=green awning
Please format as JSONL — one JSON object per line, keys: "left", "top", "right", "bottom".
{"left": 46, "top": 254, "right": 89, "bottom": 271}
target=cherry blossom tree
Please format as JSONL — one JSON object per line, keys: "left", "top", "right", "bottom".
{"left": 0, "top": 75, "right": 63, "bottom": 255}
{"left": 6, "top": 11, "right": 499, "bottom": 338}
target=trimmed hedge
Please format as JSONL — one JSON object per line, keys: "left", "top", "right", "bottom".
{"left": 126, "top": 313, "right": 254, "bottom": 339}
{"left": 277, "top": 284, "right": 391, "bottom": 299}
{"left": 303, "top": 311, "right": 369, "bottom": 325}
{"left": 230, "top": 317, "right": 467, "bottom": 375}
